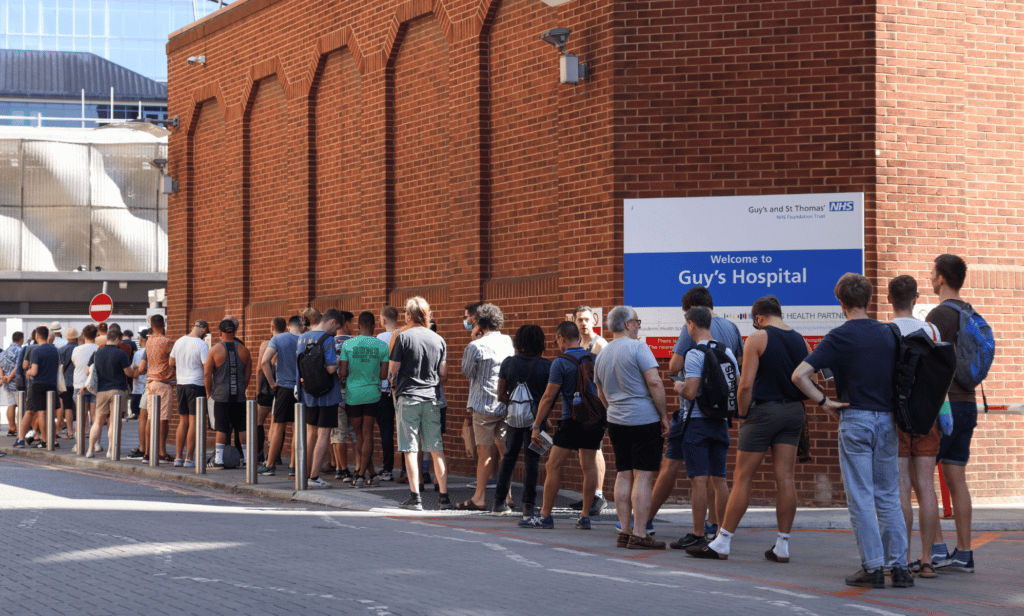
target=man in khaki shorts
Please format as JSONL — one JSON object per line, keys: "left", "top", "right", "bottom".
{"left": 457, "top": 303, "right": 514, "bottom": 511}
{"left": 330, "top": 402, "right": 353, "bottom": 480}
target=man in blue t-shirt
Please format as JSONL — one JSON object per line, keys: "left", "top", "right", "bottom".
{"left": 792, "top": 273, "right": 911, "bottom": 590}
{"left": 258, "top": 315, "right": 303, "bottom": 477}
{"left": 520, "top": 321, "right": 604, "bottom": 531}
{"left": 86, "top": 324, "right": 136, "bottom": 458}
{"left": 653, "top": 286, "right": 743, "bottom": 544}
{"left": 19, "top": 326, "right": 60, "bottom": 449}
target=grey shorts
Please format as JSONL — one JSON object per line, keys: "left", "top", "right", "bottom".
{"left": 737, "top": 400, "right": 805, "bottom": 453}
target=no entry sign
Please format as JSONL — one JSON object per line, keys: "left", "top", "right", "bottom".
{"left": 89, "top": 293, "right": 113, "bottom": 322}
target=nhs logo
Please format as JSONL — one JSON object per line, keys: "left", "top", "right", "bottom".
{"left": 829, "top": 201, "right": 855, "bottom": 212}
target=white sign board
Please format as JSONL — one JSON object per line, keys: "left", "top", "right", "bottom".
{"left": 624, "top": 193, "right": 865, "bottom": 356}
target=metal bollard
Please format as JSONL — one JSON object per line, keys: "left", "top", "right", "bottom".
{"left": 295, "top": 403, "right": 307, "bottom": 491}
{"left": 149, "top": 394, "right": 160, "bottom": 467}
{"left": 196, "top": 397, "right": 207, "bottom": 475}
{"left": 46, "top": 391, "right": 56, "bottom": 451}
{"left": 16, "top": 390, "right": 25, "bottom": 437}
{"left": 246, "top": 400, "right": 257, "bottom": 485}
{"left": 75, "top": 393, "right": 85, "bottom": 456}
{"left": 111, "top": 393, "right": 123, "bottom": 461}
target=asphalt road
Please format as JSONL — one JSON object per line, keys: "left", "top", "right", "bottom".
{"left": 1, "top": 456, "right": 1020, "bottom": 616}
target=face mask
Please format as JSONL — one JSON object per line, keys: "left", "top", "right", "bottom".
{"left": 463, "top": 319, "right": 472, "bottom": 331}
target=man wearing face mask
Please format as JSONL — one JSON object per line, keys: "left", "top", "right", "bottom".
{"left": 463, "top": 302, "right": 482, "bottom": 339}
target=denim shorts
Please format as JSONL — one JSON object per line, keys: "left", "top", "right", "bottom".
{"left": 680, "top": 417, "right": 730, "bottom": 478}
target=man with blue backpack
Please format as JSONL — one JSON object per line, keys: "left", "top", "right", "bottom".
{"left": 927, "top": 254, "right": 996, "bottom": 573}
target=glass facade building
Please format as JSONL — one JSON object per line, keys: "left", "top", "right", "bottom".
{"left": 0, "top": 0, "right": 218, "bottom": 83}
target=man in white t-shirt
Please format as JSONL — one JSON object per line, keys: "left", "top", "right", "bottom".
{"left": 887, "top": 275, "right": 944, "bottom": 578}
{"left": 170, "top": 320, "right": 210, "bottom": 465}
{"left": 71, "top": 324, "right": 100, "bottom": 426}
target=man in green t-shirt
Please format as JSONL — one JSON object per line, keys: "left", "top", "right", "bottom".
{"left": 339, "top": 311, "right": 390, "bottom": 487}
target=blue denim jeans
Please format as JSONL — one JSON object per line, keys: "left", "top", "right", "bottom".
{"left": 837, "top": 409, "right": 908, "bottom": 570}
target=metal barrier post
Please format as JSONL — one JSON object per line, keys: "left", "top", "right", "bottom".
{"left": 196, "top": 397, "right": 207, "bottom": 475}
{"left": 46, "top": 391, "right": 56, "bottom": 451}
{"left": 246, "top": 400, "right": 257, "bottom": 485}
{"left": 75, "top": 393, "right": 85, "bottom": 456}
{"left": 15, "top": 391, "right": 25, "bottom": 438}
{"left": 149, "top": 394, "right": 160, "bottom": 467}
{"left": 295, "top": 403, "right": 307, "bottom": 491}
{"left": 111, "top": 393, "right": 123, "bottom": 461}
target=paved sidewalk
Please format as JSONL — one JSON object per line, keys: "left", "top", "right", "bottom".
{"left": 3, "top": 421, "right": 1022, "bottom": 532}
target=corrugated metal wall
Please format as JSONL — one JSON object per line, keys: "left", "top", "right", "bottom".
{"left": 0, "top": 139, "right": 167, "bottom": 273}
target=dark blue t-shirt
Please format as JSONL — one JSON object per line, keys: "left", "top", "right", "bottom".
{"left": 94, "top": 345, "right": 131, "bottom": 392}
{"left": 30, "top": 343, "right": 60, "bottom": 387}
{"left": 804, "top": 319, "right": 895, "bottom": 413}
{"left": 548, "top": 347, "right": 597, "bottom": 420}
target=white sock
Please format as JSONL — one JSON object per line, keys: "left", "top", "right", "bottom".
{"left": 242, "top": 447, "right": 247, "bottom": 463}
{"left": 708, "top": 528, "right": 733, "bottom": 554}
{"left": 774, "top": 532, "right": 790, "bottom": 559}
{"left": 595, "top": 490, "right": 604, "bottom": 499}
{"left": 215, "top": 443, "right": 225, "bottom": 464}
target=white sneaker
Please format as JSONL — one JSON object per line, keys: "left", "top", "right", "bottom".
{"left": 85, "top": 451, "right": 95, "bottom": 458}
{"left": 308, "top": 477, "right": 331, "bottom": 489}
{"left": 26, "top": 430, "right": 37, "bottom": 440}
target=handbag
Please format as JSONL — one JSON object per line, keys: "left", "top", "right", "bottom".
{"left": 86, "top": 365, "right": 99, "bottom": 395}
{"left": 56, "top": 366, "right": 67, "bottom": 393}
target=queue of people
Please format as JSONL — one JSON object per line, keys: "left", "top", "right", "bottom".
{"left": 0, "top": 253, "right": 988, "bottom": 589}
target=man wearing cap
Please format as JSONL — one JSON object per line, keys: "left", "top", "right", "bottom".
{"left": 57, "top": 326, "right": 80, "bottom": 437}
{"left": 50, "top": 321, "right": 68, "bottom": 350}
{"left": 169, "top": 320, "right": 209, "bottom": 466}
{"left": 204, "top": 319, "right": 252, "bottom": 469}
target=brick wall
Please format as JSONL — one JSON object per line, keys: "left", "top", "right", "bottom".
{"left": 164, "top": 0, "right": 1024, "bottom": 504}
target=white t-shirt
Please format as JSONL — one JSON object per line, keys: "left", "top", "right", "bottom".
{"left": 72, "top": 343, "right": 98, "bottom": 389}
{"left": 377, "top": 330, "right": 394, "bottom": 392}
{"left": 170, "top": 336, "right": 209, "bottom": 386}
{"left": 132, "top": 349, "right": 148, "bottom": 394}
{"left": 892, "top": 317, "right": 941, "bottom": 341}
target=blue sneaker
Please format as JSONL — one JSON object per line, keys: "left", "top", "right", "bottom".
{"left": 519, "top": 514, "right": 554, "bottom": 529}
{"left": 614, "top": 517, "right": 655, "bottom": 535}
{"left": 931, "top": 543, "right": 949, "bottom": 566}
{"left": 575, "top": 516, "right": 592, "bottom": 530}
{"left": 704, "top": 521, "right": 718, "bottom": 537}
{"left": 935, "top": 548, "right": 974, "bottom": 572}
{"left": 13, "top": 439, "right": 26, "bottom": 448}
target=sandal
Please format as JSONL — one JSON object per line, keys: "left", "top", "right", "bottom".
{"left": 454, "top": 499, "right": 487, "bottom": 511}
{"left": 918, "top": 562, "right": 937, "bottom": 578}
{"left": 158, "top": 454, "right": 174, "bottom": 462}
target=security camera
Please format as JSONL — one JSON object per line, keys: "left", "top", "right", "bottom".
{"left": 187, "top": 55, "right": 206, "bottom": 66}
{"left": 539, "top": 28, "right": 571, "bottom": 51}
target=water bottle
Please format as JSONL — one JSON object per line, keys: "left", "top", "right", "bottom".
{"left": 572, "top": 391, "right": 582, "bottom": 406}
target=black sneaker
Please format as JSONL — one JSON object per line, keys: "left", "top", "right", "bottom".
{"left": 439, "top": 495, "right": 452, "bottom": 511}
{"left": 670, "top": 533, "right": 707, "bottom": 550}
{"left": 400, "top": 496, "right": 423, "bottom": 511}
{"left": 569, "top": 498, "right": 584, "bottom": 511}
{"left": 127, "top": 448, "right": 145, "bottom": 459}
{"left": 491, "top": 502, "right": 512, "bottom": 516}
{"left": 589, "top": 495, "right": 607, "bottom": 516}
{"left": 845, "top": 568, "right": 884, "bottom": 589}
{"left": 890, "top": 567, "right": 915, "bottom": 588}
{"left": 335, "top": 468, "right": 352, "bottom": 483}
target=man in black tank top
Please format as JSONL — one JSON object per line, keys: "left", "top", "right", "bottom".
{"left": 203, "top": 319, "right": 253, "bottom": 469}
{"left": 687, "top": 296, "right": 810, "bottom": 563}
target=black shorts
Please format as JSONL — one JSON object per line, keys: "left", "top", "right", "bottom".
{"left": 272, "top": 386, "right": 297, "bottom": 423}
{"left": 552, "top": 418, "right": 606, "bottom": 451}
{"left": 306, "top": 405, "right": 339, "bottom": 429}
{"left": 256, "top": 391, "right": 274, "bottom": 407}
{"left": 608, "top": 422, "right": 664, "bottom": 472}
{"left": 345, "top": 401, "right": 380, "bottom": 420}
{"left": 59, "top": 390, "right": 74, "bottom": 411}
{"left": 213, "top": 399, "right": 246, "bottom": 435}
{"left": 27, "top": 383, "right": 56, "bottom": 412}
{"left": 177, "top": 384, "right": 205, "bottom": 416}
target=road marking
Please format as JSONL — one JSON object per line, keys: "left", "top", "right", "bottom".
{"left": 844, "top": 604, "right": 904, "bottom": 616}
{"left": 972, "top": 532, "right": 1002, "bottom": 549}
{"left": 34, "top": 541, "right": 244, "bottom": 563}
{"left": 756, "top": 587, "right": 818, "bottom": 599}
{"left": 553, "top": 547, "right": 593, "bottom": 556}
{"left": 548, "top": 569, "right": 680, "bottom": 588}
{"left": 661, "top": 570, "right": 730, "bottom": 582}
{"left": 611, "top": 558, "right": 658, "bottom": 569}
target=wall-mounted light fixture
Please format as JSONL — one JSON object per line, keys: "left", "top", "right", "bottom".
{"left": 538, "top": 28, "right": 587, "bottom": 85}
{"left": 152, "top": 158, "right": 177, "bottom": 194}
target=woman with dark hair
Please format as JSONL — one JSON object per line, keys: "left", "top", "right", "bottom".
{"left": 493, "top": 324, "right": 552, "bottom": 518}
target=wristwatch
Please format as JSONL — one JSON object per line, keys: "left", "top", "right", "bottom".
{"left": 818, "top": 393, "right": 828, "bottom": 406}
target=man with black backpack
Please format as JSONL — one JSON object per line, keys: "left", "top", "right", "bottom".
{"left": 927, "top": 254, "right": 994, "bottom": 573}
{"left": 671, "top": 307, "right": 738, "bottom": 558}
{"left": 594, "top": 306, "right": 671, "bottom": 550}
{"left": 523, "top": 321, "right": 604, "bottom": 531}
{"left": 296, "top": 308, "right": 344, "bottom": 489}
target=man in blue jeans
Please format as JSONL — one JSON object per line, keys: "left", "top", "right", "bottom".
{"left": 792, "top": 273, "right": 912, "bottom": 589}
{"left": 926, "top": 254, "right": 980, "bottom": 572}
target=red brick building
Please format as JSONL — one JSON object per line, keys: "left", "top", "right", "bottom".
{"left": 165, "top": 0, "right": 1023, "bottom": 504}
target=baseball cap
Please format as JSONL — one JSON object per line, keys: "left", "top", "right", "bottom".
{"left": 194, "top": 320, "right": 209, "bottom": 331}
{"left": 218, "top": 319, "right": 236, "bottom": 333}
